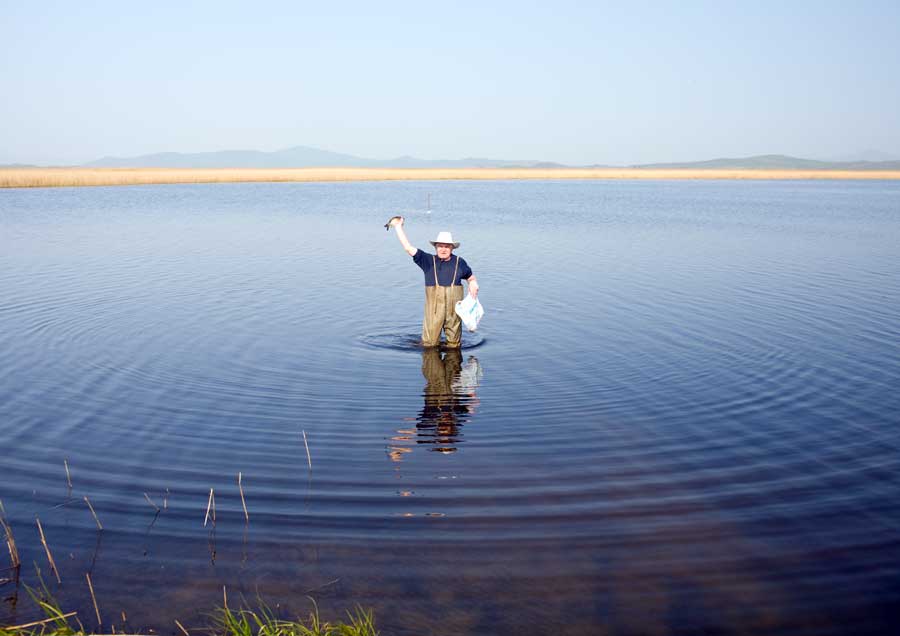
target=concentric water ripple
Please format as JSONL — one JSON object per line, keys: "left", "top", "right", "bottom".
{"left": 2, "top": 180, "right": 900, "bottom": 634}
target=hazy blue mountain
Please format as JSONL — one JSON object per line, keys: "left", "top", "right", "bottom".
{"left": 379, "top": 156, "right": 570, "bottom": 168}
{"left": 829, "top": 149, "right": 898, "bottom": 162}
{"left": 84, "top": 145, "right": 562, "bottom": 169}
{"left": 633, "top": 154, "right": 900, "bottom": 170}
{"left": 85, "top": 145, "right": 368, "bottom": 168}
{"left": 80, "top": 147, "right": 900, "bottom": 170}
{"left": 827, "top": 159, "right": 900, "bottom": 169}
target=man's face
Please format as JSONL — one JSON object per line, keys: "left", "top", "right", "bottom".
{"left": 435, "top": 243, "right": 453, "bottom": 260}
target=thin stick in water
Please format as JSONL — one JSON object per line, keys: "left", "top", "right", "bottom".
{"left": 164, "top": 488, "right": 170, "bottom": 510}
{"left": 64, "top": 459, "right": 73, "bottom": 489}
{"left": 143, "top": 493, "right": 160, "bottom": 512}
{"left": 1, "top": 502, "right": 20, "bottom": 569}
{"left": 5, "top": 530, "right": 19, "bottom": 569}
{"left": 238, "top": 473, "right": 249, "bottom": 523}
{"left": 4, "top": 611, "right": 78, "bottom": 631}
{"left": 175, "top": 619, "right": 190, "bottom": 636}
{"left": 222, "top": 584, "right": 228, "bottom": 609}
{"left": 204, "top": 489, "right": 214, "bottom": 527}
{"left": 86, "top": 572, "right": 101, "bottom": 626}
{"left": 303, "top": 578, "right": 341, "bottom": 594}
{"left": 35, "top": 517, "right": 61, "bottom": 583}
{"left": 83, "top": 496, "right": 103, "bottom": 530}
{"left": 302, "top": 430, "right": 312, "bottom": 470}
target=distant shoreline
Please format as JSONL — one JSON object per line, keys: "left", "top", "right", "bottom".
{"left": 3, "top": 167, "right": 900, "bottom": 188}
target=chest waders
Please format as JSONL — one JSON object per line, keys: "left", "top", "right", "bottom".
{"left": 422, "top": 255, "right": 464, "bottom": 348}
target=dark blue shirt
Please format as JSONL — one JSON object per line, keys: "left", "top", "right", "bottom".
{"left": 413, "top": 249, "right": 473, "bottom": 286}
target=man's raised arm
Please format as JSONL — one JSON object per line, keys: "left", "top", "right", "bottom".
{"left": 391, "top": 216, "right": 418, "bottom": 256}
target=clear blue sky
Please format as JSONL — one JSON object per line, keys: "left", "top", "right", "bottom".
{"left": 2, "top": 0, "right": 899, "bottom": 165}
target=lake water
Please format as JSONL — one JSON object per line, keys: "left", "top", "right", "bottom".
{"left": 2, "top": 179, "right": 900, "bottom": 635}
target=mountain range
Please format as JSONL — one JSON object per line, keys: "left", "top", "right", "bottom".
{"left": 84, "top": 146, "right": 571, "bottom": 169}
{"left": 36, "top": 146, "right": 900, "bottom": 171}
{"left": 633, "top": 154, "right": 900, "bottom": 170}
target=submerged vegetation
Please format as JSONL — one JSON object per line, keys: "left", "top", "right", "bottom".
{"left": 1, "top": 581, "right": 377, "bottom": 636}
{"left": 2, "top": 473, "right": 376, "bottom": 636}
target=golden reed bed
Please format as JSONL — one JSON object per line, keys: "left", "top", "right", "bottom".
{"left": 3, "top": 167, "right": 900, "bottom": 188}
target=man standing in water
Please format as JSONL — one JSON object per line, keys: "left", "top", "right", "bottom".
{"left": 389, "top": 217, "right": 479, "bottom": 347}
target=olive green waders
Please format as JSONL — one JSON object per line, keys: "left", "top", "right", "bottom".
{"left": 422, "top": 255, "right": 465, "bottom": 348}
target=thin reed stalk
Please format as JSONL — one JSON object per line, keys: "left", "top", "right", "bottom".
{"left": 86, "top": 572, "right": 101, "bottom": 626}
{"left": 175, "top": 619, "right": 190, "bottom": 636}
{"left": 1, "top": 501, "right": 20, "bottom": 569}
{"left": 143, "top": 493, "right": 160, "bottom": 512}
{"left": 2, "top": 611, "right": 78, "bottom": 631}
{"left": 237, "top": 473, "right": 248, "bottom": 524}
{"left": 63, "top": 459, "right": 73, "bottom": 489}
{"left": 302, "top": 430, "right": 312, "bottom": 470}
{"left": 83, "top": 496, "right": 103, "bottom": 530}
{"left": 35, "top": 517, "right": 61, "bottom": 583}
{"left": 204, "top": 489, "right": 215, "bottom": 527}
{"left": 304, "top": 578, "right": 340, "bottom": 594}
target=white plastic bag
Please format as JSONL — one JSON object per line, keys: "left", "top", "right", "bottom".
{"left": 452, "top": 355, "right": 483, "bottom": 393}
{"left": 455, "top": 295, "right": 484, "bottom": 332}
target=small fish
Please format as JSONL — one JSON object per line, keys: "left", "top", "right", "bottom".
{"left": 384, "top": 215, "right": 402, "bottom": 231}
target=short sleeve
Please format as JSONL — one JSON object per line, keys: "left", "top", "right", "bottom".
{"left": 459, "top": 258, "right": 473, "bottom": 281}
{"left": 412, "top": 248, "right": 429, "bottom": 270}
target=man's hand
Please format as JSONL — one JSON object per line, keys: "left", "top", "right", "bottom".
{"left": 391, "top": 215, "right": 404, "bottom": 227}
{"left": 468, "top": 277, "right": 479, "bottom": 298}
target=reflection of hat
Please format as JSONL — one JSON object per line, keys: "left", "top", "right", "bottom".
{"left": 429, "top": 231, "right": 460, "bottom": 248}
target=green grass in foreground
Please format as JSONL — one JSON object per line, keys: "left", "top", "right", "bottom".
{"left": 212, "top": 600, "right": 377, "bottom": 636}
{"left": 1, "top": 583, "right": 377, "bottom": 636}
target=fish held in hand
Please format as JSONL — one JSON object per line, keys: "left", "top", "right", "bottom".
{"left": 384, "top": 216, "right": 403, "bottom": 231}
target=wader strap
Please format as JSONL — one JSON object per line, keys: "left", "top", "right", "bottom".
{"left": 452, "top": 255, "right": 459, "bottom": 286}
{"left": 432, "top": 255, "right": 439, "bottom": 286}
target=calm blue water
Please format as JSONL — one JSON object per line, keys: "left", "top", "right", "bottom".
{"left": 2, "top": 179, "right": 900, "bottom": 635}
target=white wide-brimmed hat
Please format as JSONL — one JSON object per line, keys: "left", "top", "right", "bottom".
{"left": 429, "top": 231, "right": 460, "bottom": 249}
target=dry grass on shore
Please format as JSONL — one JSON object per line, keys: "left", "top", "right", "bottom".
{"left": 3, "top": 166, "right": 900, "bottom": 189}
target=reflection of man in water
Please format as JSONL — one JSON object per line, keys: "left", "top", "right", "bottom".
{"left": 387, "top": 349, "right": 483, "bottom": 463}
{"left": 389, "top": 216, "right": 479, "bottom": 348}
{"left": 417, "top": 348, "right": 480, "bottom": 454}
